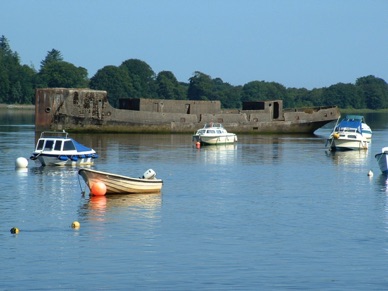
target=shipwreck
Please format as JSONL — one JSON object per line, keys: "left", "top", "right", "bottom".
{"left": 34, "top": 88, "right": 340, "bottom": 134}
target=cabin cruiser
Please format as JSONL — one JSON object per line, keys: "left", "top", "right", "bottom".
{"left": 326, "top": 115, "right": 371, "bottom": 151}
{"left": 192, "top": 123, "right": 237, "bottom": 145}
{"left": 30, "top": 131, "right": 98, "bottom": 166}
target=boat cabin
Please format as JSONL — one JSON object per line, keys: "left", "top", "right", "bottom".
{"left": 34, "top": 131, "right": 91, "bottom": 153}
{"left": 196, "top": 123, "right": 227, "bottom": 135}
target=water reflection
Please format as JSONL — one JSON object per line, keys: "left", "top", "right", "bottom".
{"left": 376, "top": 174, "right": 388, "bottom": 193}
{"left": 195, "top": 144, "right": 238, "bottom": 164}
{"left": 79, "top": 193, "right": 162, "bottom": 221}
{"left": 92, "top": 193, "right": 161, "bottom": 210}
{"left": 325, "top": 149, "right": 370, "bottom": 166}
{"left": 0, "top": 108, "right": 34, "bottom": 126}
{"left": 29, "top": 166, "right": 79, "bottom": 179}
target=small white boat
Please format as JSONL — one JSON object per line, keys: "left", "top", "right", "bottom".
{"left": 30, "top": 131, "right": 98, "bottom": 166}
{"left": 192, "top": 123, "right": 237, "bottom": 145}
{"left": 78, "top": 168, "right": 163, "bottom": 194}
{"left": 326, "top": 115, "right": 370, "bottom": 151}
{"left": 375, "top": 147, "right": 388, "bottom": 173}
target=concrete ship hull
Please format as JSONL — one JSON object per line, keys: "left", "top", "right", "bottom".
{"left": 35, "top": 88, "right": 340, "bottom": 134}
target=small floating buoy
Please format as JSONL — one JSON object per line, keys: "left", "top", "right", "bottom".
{"left": 71, "top": 221, "right": 80, "bottom": 229}
{"left": 15, "top": 157, "right": 28, "bottom": 168}
{"left": 196, "top": 142, "right": 201, "bottom": 149}
{"left": 368, "top": 170, "right": 373, "bottom": 177}
{"left": 10, "top": 227, "right": 19, "bottom": 234}
{"left": 91, "top": 181, "right": 106, "bottom": 196}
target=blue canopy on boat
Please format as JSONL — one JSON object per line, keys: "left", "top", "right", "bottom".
{"left": 336, "top": 117, "right": 362, "bottom": 133}
{"left": 71, "top": 139, "right": 93, "bottom": 152}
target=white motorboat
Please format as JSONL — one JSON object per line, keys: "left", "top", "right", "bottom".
{"left": 30, "top": 131, "right": 98, "bottom": 166}
{"left": 326, "top": 115, "right": 371, "bottom": 151}
{"left": 375, "top": 147, "right": 388, "bottom": 173}
{"left": 78, "top": 168, "right": 163, "bottom": 194}
{"left": 192, "top": 123, "right": 237, "bottom": 145}
{"left": 361, "top": 121, "right": 372, "bottom": 140}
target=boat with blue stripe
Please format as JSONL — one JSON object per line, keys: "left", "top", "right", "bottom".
{"left": 30, "top": 130, "right": 98, "bottom": 166}
{"left": 326, "top": 115, "right": 372, "bottom": 151}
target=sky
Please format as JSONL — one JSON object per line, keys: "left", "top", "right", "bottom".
{"left": 2, "top": 0, "right": 387, "bottom": 89}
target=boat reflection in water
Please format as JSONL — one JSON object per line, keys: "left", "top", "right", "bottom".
{"left": 81, "top": 193, "right": 162, "bottom": 222}
{"left": 89, "top": 193, "right": 161, "bottom": 210}
{"left": 376, "top": 174, "right": 388, "bottom": 193}
{"left": 326, "top": 148, "right": 370, "bottom": 167}
{"left": 195, "top": 144, "right": 238, "bottom": 165}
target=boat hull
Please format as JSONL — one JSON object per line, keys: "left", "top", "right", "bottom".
{"left": 375, "top": 148, "right": 388, "bottom": 173}
{"left": 78, "top": 168, "right": 163, "bottom": 194}
{"left": 375, "top": 153, "right": 388, "bottom": 173}
{"left": 33, "top": 155, "right": 96, "bottom": 166}
{"left": 327, "top": 138, "right": 368, "bottom": 151}
{"left": 193, "top": 134, "right": 237, "bottom": 145}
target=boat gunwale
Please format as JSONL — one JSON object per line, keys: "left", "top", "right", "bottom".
{"left": 78, "top": 168, "right": 163, "bottom": 184}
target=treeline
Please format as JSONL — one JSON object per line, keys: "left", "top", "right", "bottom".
{"left": 1, "top": 35, "right": 388, "bottom": 109}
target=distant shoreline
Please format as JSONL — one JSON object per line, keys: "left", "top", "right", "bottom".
{"left": 0, "top": 104, "right": 35, "bottom": 110}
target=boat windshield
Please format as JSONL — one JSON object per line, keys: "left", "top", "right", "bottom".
{"left": 36, "top": 139, "right": 45, "bottom": 150}
{"left": 44, "top": 140, "right": 54, "bottom": 151}
{"left": 54, "top": 141, "right": 62, "bottom": 151}
{"left": 63, "top": 140, "right": 76, "bottom": 151}
{"left": 204, "top": 123, "right": 223, "bottom": 129}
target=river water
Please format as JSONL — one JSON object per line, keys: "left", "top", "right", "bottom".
{"left": 1, "top": 109, "right": 388, "bottom": 290}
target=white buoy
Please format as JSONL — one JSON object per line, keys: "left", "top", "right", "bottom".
{"left": 15, "top": 157, "right": 28, "bottom": 168}
{"left": 368, "top": 170, "right": 373, "bottom": 177}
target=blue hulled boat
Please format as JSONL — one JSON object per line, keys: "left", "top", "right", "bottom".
{"left": 30, "top": 131, "right": 98, "bottom": 166}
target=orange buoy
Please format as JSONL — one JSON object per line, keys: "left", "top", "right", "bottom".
{"left": 196, "top": 141, "right": 201, "bottom": 149}
{"left": 91, "top": 181, "right": 107, "bottom": 196}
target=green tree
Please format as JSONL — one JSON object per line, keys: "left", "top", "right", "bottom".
{"left": 38, "top": 56, "right": 88, "bottom": 88}
{"left": 18, "top": 65, "right": 36, "bottom": 104}
{"left": 356, "top": 75, "right": 388, "bottom": 109}
{"left": 156, "top": 71, "right": 186, "bottom": 100}
{"left": 90, "top": 65, "right": 134, "bottom": 107}
{"left": 188, "top": 71, "right": 213, "bottom": 101}
{"left": 211, "top": 77, "right": 241, "bottom": 109}
{"left": 241, "top": 81, "right": 287, "bottom": 103}
{"left": 322, "top": 83, "right": 363, "bottom": 109}
{"left": 0, "top": 35, "right": 35, "bottom": 104}
{"left": 286, "top": 87, "right": 308, "bottom": 108}
{"left": 40, "top": 49, "right": 63, "bottom": 69}
{"left": 120, "top": 59, "right": 157, "bottom": 98}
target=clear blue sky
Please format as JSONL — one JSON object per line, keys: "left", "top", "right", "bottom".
{"left": 2, "top": 0, "right": 387, "bottom": 89}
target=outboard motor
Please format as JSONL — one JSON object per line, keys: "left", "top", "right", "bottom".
{"left": 142, "top": 169, "right": 156, "bottom": 179}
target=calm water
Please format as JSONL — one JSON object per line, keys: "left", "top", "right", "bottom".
{"left": 2, "top": 109, "right": 388, "bottom": 290}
